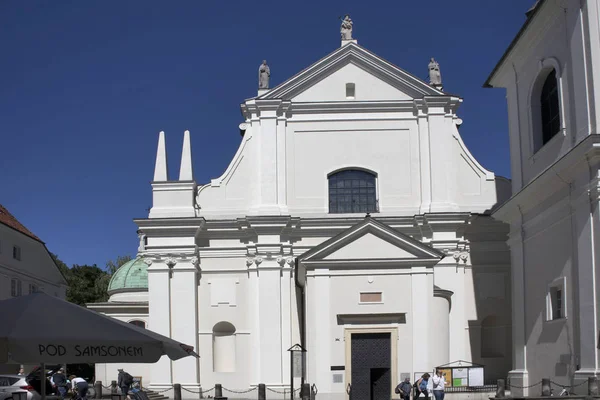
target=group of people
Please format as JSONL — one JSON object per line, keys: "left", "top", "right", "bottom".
{"left": 50, "top": 367, "right": 89, "bottom": 400}
{"left": 396, "top": 369, "right": 447, "bottom": 400}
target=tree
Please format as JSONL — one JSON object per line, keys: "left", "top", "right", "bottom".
{"left": 95, "top": 255, "right": 133, "bottom": 299}
{"left": 50, "top": 253, "right": 132, "bottom": 306}
{"left": 105, "top": 255, "right": 133, "bottom": 275}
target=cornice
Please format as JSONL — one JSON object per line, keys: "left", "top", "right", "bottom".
{"left": 257, "top": 42, "right": 444, "bottom": 101}
{"left": 302, "top": 259, "right": 439, "bottom": 270}
{"left": 288, "top": 101, "right": 416, "bottom": 115}
{"left": 493, "top": 135, "right": 600, "bottom": 222}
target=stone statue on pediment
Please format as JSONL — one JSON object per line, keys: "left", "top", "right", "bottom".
{"left": 258, "top": 60, "right": 270, "bottom": 89}
{"left": 340, "top": 15, "right": 353, "bottom": 40}
{"left": 428, "top": 58, "right": 442, "bottom": 86}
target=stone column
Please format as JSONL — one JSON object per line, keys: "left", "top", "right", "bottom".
{"left": 411, "top": 266, "right": 433, "bottom": 373}
{"left": 147, "top": 258, "right": 173, "bottom": 390}
{"left": 431, "top": 289, "right": 451, "bottom": 368}
{"left": 506, "top": 222, "right": 529, "bottom": 397}
{"left": 170, "top": 256, "right": 201, "bottom": 392}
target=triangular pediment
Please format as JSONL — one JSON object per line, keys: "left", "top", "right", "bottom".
{"left": 299, "top": 217, "right": 444, "bottom": 267}
{"left": 257, "top": 42, "right": 443, "bottom": 101}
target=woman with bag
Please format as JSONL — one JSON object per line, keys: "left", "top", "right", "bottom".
{"left": 414, "top": 373, "right": 430, "bottom": 400}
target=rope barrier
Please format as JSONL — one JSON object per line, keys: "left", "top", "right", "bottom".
{"left": 506, "top": 381, "right": 542, "bottom": 389}
{"left": 181, "top": 387, "right": 202, "bottom": 394}
{"left": 223, "top": 387, "right": 258, "bottom": 394}
{"left": 266, "top": 387, "right": 289, "bottom": 395}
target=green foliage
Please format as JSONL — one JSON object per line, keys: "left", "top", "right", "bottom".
{"left": 50, "top": 253, "right": 132, "bottom": 306}
{"left": 106, "top": 255, "right": 132, "bottom": 275}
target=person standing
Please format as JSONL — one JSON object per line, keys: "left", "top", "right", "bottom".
{"left": 414, "top": 373, "right": 430, "bottom": 400}
{"left": 432, "top": 370, "right": 446, "bottom": 400}
{"left": 117, "top": 369, "right": 134, "bottom": 397}
{"left": 52, "top": 368, "right": 68, "bottom": 399}
{"left": 17, "top": 368, "right": 25, "bottom": 376}
{"left": 396, "top": 377, "right": 412, "bottom": 400}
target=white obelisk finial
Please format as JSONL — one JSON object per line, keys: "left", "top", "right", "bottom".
{"left": 153, "top": 131, "right": 168, "bottom": 181}
{"left": 179, "top": 130, "right": 193, "bottom": 181}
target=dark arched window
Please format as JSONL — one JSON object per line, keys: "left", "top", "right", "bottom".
{"left": 328, "top": 169, "right": 377, "bottom": 214}
{"left": 541, "top": 69, "right": 560, "bottom": 145}
{"left": 129, "top": 320, "right": 145, "bottom": 329}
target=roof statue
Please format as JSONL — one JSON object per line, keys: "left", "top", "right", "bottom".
{"left": 258, "top": 60, "right": 270, "bottom": 89}
{"left": 428, "top": 58, "right": 442, "bottom": 87}
{"left": 340, "top": 14, "right": 353, "bottom": 40}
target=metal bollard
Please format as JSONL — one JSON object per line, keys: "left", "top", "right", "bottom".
{"left": 258, "top": 384, "right": 266, "bottom": 400}
{"left": 301, "top": 384, "right": 310, "bottom": 400}
{"left": 174, "top": 384, "right": 182, "bottom": 400}
{"left": 496, "top": 379, "right": 505, "bottom": 398}
{"left": 94, "top": 381, "right": 103, "bottom": 399}
{"left": 589, "top": 376, "right": 599, "bottom": 396}
{"left": 214, "top": 384, "right": 227, "bottom": 400}
{"left": 541, "top": 378, "right": 551, "bottom": 396}
{"left": 111, "top": 380, "right": 118, "bottom": 395}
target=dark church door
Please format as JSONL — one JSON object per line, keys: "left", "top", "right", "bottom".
{"left": 350, "top": 333, "right": 391, "bottom": 400}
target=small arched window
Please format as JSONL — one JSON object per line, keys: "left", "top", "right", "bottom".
{"left": 328, "top": 169, "right": 377, "bottom": 214}
{"left": 129, "top": 320, "right": 145, "bottom": 329}
{"left": 540, "top": 69, "right": 560, "bottom": 145}
{"left": 213, "top": 321, "right": 236, "bottom": 372}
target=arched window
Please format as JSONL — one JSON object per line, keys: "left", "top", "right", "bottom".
{"left": 213, "top": 321, "right": 236, "bottom": 372}
{"left": 481, "top": 316, "right": 505, "bottom": 358}
{"left": 540, "top": 69, "right": 560, "bottom": 145}
{"left": 328, "top": 169, "right": 377, "bottom": 214}
{"left": 129, "top": 320, "right": 145, "bottom": 329}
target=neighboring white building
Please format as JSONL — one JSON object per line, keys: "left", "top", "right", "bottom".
{"left": 487, "top": 0, "right": 600, "bottom": 395}
{"left": 90, "top": 32, "right": 513, "bottom": 400}
{"left": 0, "top": 203, "right": 67, "bottom": 373}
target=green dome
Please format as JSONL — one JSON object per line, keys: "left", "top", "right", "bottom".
{"left": 108, "top": 257, "right": 148, "bottom": 294}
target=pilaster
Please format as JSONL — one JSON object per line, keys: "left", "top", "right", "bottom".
{"left": 424, "top": 97, "right": 460, "bottom": 212}
{"left": 574, "top": 176, "right": 600, "bottom": 382}
{"left": 169, "top": 255, "right": 201, "bottom": 391}
{"left": 411, "top": 266, "right": 433, "bottom": 373}
{"left": 276, "top": 104, "right": 291, "bottom": 214}
{"left": 313, "top": 268, "right": 332, "bottom": 393}
{"left": 147, "top": 257, "right": 173, "bottom": 390}
{"left": 247, "top": 252, "right": 288, "bottom": 386}
{"left": 247, "top": 99, "right": 289, "bottom": 215}
{"left": 414, "top": 100, "right": 432, "bottom": 213}
{"left": 506, "top": 219, "right": 529, "bottom": 396}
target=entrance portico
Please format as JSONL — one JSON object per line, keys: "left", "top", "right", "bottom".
{"left": 297, "top": 216, "right": 445, "bottom": 400}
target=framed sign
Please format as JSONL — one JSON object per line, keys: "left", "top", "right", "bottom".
{"left": 292, "top": 351, "right": 306, "bottom": 378}
{"left": 468, "top": 368, "right": 484, "bottom": 387}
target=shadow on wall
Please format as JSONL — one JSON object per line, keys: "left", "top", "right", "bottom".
{"left": 489, "top": 177, "right": 512, "bottom": 214}
{"left": 465, "top": 216, "right": 512, "bottom": 383}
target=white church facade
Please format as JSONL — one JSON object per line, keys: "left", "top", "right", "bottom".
{"left": 487, "top": 0, "right": 600, "bottom": 395}
{"left": 89, "top": 30, "right": 513, "bottom": 400}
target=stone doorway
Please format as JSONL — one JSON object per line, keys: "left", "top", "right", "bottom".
{"left": 350, "top": 332, "right": 391, "bottom": 400}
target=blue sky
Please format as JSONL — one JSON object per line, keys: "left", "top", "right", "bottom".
{"left": 0, "top": 0, "right": 528, "bottom": 268}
